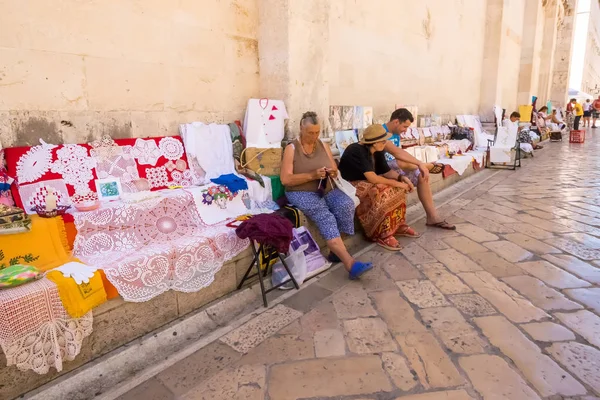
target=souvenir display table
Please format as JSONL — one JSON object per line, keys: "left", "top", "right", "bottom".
{"left": 73, "top": 187, "right": 272, "bottom": 302}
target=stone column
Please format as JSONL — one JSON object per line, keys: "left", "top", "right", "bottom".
{"left": 258, "top": 0, "right": 330, "bottom": 140}
{"left": 550, "top": 0, "right": 579, "bottom": 107}
{"left": 537, "top": 0, "right": 560, "bottom": 105}
{"left": 479, "top": 0, "right": 505, "bottom": 120}
{"left": 517, "top": 0, "right": 545, "bottom": 105}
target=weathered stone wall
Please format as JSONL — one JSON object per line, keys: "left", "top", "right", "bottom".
{"left": 582, "top": 0, "right": 600, "bottom": 95}
{"left": 0, "top": 0, "right": 260, "bottom": 148}
{"left": 328, "top": 0, "right": 487, "bottom": 122}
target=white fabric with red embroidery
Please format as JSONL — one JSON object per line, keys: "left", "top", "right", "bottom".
{"left": 50, "top": 144, "right": 96, "bottom": 194}
{"left": 72, "top": 190, "right": 249, "bottom": 302}
{"left": 0, "top": 278, "right": 93, "bottom": 374}
{"left": 243, "top": 98, "right": 288, "bottom": 148}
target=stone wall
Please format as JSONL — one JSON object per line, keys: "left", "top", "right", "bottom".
{"left": 328, "top": 0, "right": 487, "bottom": 122}
{"left": 582, "top": 0, "right": 600, "bottom": 95}
{"left": 0, "top": 0, "right": 260, "bottom": 148}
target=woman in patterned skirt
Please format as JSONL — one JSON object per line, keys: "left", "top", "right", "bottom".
{"left": 338, "top": 125, "right": 419, "bottom": 251}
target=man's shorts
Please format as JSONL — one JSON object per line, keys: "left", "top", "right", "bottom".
{"left": 593, "top": 111, "right": 600, "bottom": 118}
{"left": 388, "top": 160, "right": 421, "bottom": 187}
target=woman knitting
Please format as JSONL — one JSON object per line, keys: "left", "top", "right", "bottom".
{"left": 280, "top": 111, "right": 372, "bottom": 280}
{"left": 338, "top": 124, "right": 418, "bottom": 251}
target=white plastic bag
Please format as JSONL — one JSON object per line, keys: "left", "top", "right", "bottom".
{"left": 271, "top": 244, "right": 308, "bottom": 290}
{"left": 331, "top": 176, "right": 359, "bottom": 208}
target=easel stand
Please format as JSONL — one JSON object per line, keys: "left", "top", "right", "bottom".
{"left": 237, "top": 240, "right": 300, "bottom": 307}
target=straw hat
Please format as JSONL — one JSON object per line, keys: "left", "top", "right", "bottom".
{"left": 360, "top": 124, "right": 392, "bottom": 144}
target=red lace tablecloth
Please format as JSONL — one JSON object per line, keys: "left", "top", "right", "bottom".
{"left": 72, "top": 190, "right": 249, "bottom": 302}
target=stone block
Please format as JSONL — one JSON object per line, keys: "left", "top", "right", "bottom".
{"left": 90, "top": 291, "right": 179, "bottom": 358}
{"left": 177, "top": 263, "right": 237, "bottom": 316}
{"left": 267, "top": 356, "right": 393, "bottom": 399}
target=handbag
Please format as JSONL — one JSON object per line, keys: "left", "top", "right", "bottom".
{"left": 240, "top": 147, "right": 282, "bottom": 176}
{"left": 331, "top": 175, "right": 360, "bottom": 208}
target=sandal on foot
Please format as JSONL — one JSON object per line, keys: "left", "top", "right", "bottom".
{"left": 426, "top": 220, "right": 456, "bottom": 230}
{"left": 429, "top": 163, "right": 444, "bottom": 174}
{"left": 376, "top": 236, "right": 403, "bottom": 251}
{"left": 349, "top": 261, "right": 373, "bottom": 280}
{"left": 396, "top": 226, "right": 421, "bottom": 238}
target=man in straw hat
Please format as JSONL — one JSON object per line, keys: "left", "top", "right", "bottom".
{"left": 382, "top": 108, "right": 455, "bottom": 230}
{"left": 338, "top": 125, "right": 419, "bottom": 251}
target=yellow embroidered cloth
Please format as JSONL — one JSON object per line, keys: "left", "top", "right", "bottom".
{"left": 0, "top": 215, "right": 72, "bottom": 272}
{"left": 46, "top": 270, "right": 107, "bottom": 318}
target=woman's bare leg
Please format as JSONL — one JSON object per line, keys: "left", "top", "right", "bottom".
{"left": 327, "top": 237, "right": 355, "bottom": 271}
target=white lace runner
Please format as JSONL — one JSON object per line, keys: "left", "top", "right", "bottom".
{"left": 0, "top": 278, "right": 93, "bottom": 374}
{"left": 73, "top": 190, "right": 249, "bottom": 302}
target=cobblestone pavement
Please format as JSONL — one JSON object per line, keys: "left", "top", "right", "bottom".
{"left": 120, "top": 130, "right": 600, "bottom": 400}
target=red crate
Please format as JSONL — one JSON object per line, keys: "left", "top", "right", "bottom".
{"left": 569, "top": 130, "right": 585, "bottom": 143}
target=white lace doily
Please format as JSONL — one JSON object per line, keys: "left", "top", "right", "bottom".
{"left": 51, "top": 145, "right": 96, "bottom": 194}
{"left": 159, "top": 137, "right": 184, "bottom": 161}
{"left": 130, "top": 139, "right": 161, "bottom": 166}
{"left": 16, "top": 146, "right": 54, "bottom": 184}
{"left": 146, "top": 166, "right": 169, "bottom": 188}
{"left": 0, "top": 278, "right": 93, "bottom": 374}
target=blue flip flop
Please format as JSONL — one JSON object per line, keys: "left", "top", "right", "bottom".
{"left": 349, "top": 261, "right": 373, "bottom": 280}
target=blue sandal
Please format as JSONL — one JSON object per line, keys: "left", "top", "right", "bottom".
{"left": 349, "top": 261, "right": 373, "bottom": 280}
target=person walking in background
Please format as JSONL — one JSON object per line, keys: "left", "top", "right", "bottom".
{"left": 583, "top": 99, "right": 592, "bottom": 128}
{"left": 592, "top": 95, "right": 600, "bottom": 128}
{"left": 571, "top": 98, "right": 583, "bottom": 130}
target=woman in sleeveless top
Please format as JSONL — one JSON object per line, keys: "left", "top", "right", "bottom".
{"left": 280, "top": 112, "right": 372, "bottom": 280}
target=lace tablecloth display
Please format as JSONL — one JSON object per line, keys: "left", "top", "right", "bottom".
{"left": 0, "top": 278, "right": 93, "bottom": 374}
{"left": 72, "top": 191, "right": 250, "bottom": 302}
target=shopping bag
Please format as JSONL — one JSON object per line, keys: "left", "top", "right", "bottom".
{"left": 331, "top": 176, "right": 359, "bottom": 208}
{"left": 271, "top": 244, "right": 308, "bottom": 290}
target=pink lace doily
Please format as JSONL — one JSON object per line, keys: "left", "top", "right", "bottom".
{"left": 0, "top": 278, "right": 93, "bottom": 374}
{"left": 73, "top": 191, "right": 249, "bottom": 302}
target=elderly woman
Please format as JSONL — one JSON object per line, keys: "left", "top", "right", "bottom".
{"left": 280, "top": 111, "right": 373, "bottom": 280}
{"left": 338, "top": 125, "right": 418, "bottom": 251}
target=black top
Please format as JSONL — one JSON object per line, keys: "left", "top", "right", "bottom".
{"left": 338, "top": 143, "right": 391, "bottom": 181}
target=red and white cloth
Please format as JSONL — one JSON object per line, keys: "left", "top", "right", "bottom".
{"left": 72, "top": 190, "right": 249, "bottom": 302}
{"left": 0, "top": 278, "right": 93, "bottom": 374}
{"left": 3, "top": 136, "right": 193, "bottom": 214}
{"left": 243, "top": 98, "right": 288, "bottom": 148}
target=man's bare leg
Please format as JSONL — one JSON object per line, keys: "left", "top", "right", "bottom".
{"left": 416, "top": 174, "right": 442, "bottom": 224}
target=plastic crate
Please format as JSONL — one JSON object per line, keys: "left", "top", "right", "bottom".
{"left": 569, "top": 130, "right": 585, "bottom": 143}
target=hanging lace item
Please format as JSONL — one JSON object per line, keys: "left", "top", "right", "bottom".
{"left": 0, "top": 278, "right": 93, "bottom": 374}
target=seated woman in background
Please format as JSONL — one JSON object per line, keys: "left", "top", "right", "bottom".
{"left": 338, "top": 125, "right": 418, "bottom": 252}
{"left": 280, "top": 111, "right": 373, "bottom": 280}
{"left": 550, "top": 109, "right": 566, "bottom": 131}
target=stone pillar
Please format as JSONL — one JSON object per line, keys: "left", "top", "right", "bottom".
{"left": 258, "top": 0, "right": 330, "bottom": 140}
{"left": 479, "top": 0, "right": 505, "bottom": 120}
{"left": 537, "top": 0, "right": 560, "bottom": 105}
{"left": 550, "top": 0, "right": 579, "bottom": 107}
{"left": 517, "top": 0, "right": 545, "bottom": 105}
